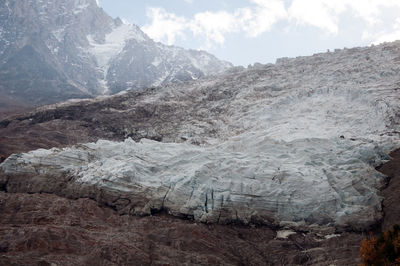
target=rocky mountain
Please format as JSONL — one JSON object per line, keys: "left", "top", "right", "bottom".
{"left": 0, "top": 41, "right": 400, "bottom": 264}
{"left": 0, "top": 0, "right": 232, "bottom": 106}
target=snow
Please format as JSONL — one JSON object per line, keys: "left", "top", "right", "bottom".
{"left": 88, "top": 23, "right": 146, "bottom": 70}
{"left": 87, "top": 23, "right": 147, "bottom": 92}
{"left": 52, "top": 28, "right": 66, "bottom": 42}
{"left": 151, "top": 56, "right": 162, "bottom": 67}
{"left": 188, "top": 53, "right": 212, "bottom": 73}
{"left": 73, "top": 3, "right": 89, "bottom": 15}
{"left": 324, "top": 234, "right": 341, "bottom": 239}
{"left": 151, "top": 72, "right": 169, "bottom": 87}
{"left": 186, "top": 51, "right": 231, "bottom": 75}
{"left": 276, "top": 230, "right": 296, "bottom": 239}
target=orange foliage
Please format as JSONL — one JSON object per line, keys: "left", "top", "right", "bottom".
{"left": 360, "top": 225, "right": 400, "bottom": 266}
{"left": 360, "top": 232, "right": 377, "bottom": 265}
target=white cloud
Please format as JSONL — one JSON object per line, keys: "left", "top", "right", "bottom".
{"left": 240, "top": 0, "right": 287, "bottom": 37}
{"left": 288, "top": 0, "right": 342, "bottom": 34}
{"left": 141, "top": 0, "right": 400, "bottom": 48}
{"left": 142, "top": 0, "right": 287, "bottom": 47}
{"left": 368, "top": 18, "right": 400, "bottom": 45}
{"left": 190, "top": 11, "right": 238, "bottom": 45}
{"left": 183, "top": 0, "right": 193, "bottom": 3}
{"left": 288, "top": 0, "right": 400, "bottom": 34}
{"left": 141, "top": 8, "right": 187, "bottom": 45}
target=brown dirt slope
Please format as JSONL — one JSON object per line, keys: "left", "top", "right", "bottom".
{"left": 0, "top": 192, "right": 364, "bottom": 266}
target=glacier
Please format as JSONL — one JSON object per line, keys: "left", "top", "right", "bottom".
{"left": 1, "top": 41, "right": 400, "bottom": 231}
{"left": 1, "top": 135, "right": 394, "bottom": 230}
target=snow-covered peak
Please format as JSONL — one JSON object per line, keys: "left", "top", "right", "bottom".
{"left": 0, "top": 0, "right": 232, "bottom": 104}
{"left": 86, "top": 17, "right": 232, "bottom": 94}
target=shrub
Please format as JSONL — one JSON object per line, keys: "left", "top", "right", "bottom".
{"left": 360, "top": 225, "right": 400, "bottom": 265}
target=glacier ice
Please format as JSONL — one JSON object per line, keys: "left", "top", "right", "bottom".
{"left": 1, "top": 41, "right": 400, "bottom": 230}
{"left": 1, "top": 132, "right": 396, "bottom": 230}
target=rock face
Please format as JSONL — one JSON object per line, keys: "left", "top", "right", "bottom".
{"left": 1, "top": 41, "right": 400, "bottom": 232}
{"left": 0, "top": 0, "right": 232, "bottom": 105}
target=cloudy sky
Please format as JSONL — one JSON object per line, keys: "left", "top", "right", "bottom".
{"left": 98, "top": 0, "right": 400, "bottom": 66}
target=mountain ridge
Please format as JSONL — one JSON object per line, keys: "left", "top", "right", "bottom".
{"left": 0, "top": 0, "right": 232, "bottom": 106}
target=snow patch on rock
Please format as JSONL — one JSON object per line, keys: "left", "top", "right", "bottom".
{"left": 276, "top": 230, "right": 296, "bottom": 239}
{"left": 87, "top": 23, "right": 147, "bottom": 92}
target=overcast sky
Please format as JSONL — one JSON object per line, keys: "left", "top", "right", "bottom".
{"left": 97, "top": 0, "right": 400, "bottom": 66}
